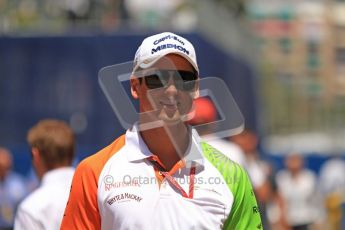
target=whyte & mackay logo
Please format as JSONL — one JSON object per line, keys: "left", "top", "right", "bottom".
{"left": 107, "top": 193, "right": 143, "bottom": 205}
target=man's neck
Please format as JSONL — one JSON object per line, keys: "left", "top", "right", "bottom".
{"left": 140, "top": 122, "right": 190, "bottom": 171}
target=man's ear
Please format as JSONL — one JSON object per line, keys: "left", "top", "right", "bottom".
{"left": 31, "top": 148, "right": 41, "bottom": 163}
{"left": 130, "top": 77, "right": 140, "bottom": 99}
{"left": 30, "top": 147, "right": 46, "bottom": 180}
{"left": 31, "top": 147, "right": 43, "bottom": 171}
{"left": 191, "top": 80, "right": 200, "bottom": 98}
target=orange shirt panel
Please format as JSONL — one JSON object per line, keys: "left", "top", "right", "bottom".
{"left": 61, "top": 135, "right": 126, "bottom": 230}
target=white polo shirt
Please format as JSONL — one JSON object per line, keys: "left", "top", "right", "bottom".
{"left": 61, "top": 127, "right": 261, "bottom": 229}
{"left": 14, "top": 167, "right": 74, "bottom": 230}
{"left": 276, "top": 169, "right": 319, "bottom": 226}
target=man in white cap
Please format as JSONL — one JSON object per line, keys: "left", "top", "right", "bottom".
{"left": 61, "top": 32, "right": 261, "bottom": 229}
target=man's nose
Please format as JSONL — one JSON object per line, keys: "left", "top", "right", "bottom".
{"left": 164, "top": 77, "right": 178, "bottom": 95}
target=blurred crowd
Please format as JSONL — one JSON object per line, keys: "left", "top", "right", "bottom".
{"left": 0, "top": 0, "right": 249, "bottom": 33}
{"left": 0, "top": 119, "right": 76, "bottom": 230}
{"left": 0, "top": 148, "right": 27, "bottom": 230}
{"left": 0, "top": 89, "right": 344, "bottom": 230}
{"left": 0, "top": 0, "right": 199, "bottom": 33}
{"left": 229, "top": 130, "right": 345, "bottom": 230}
{"left": 188, "top": 98, "right": 345, "bottom": 230}
{"left": 2, "top": 110, "right": 345, "bottom": 229}
{"left": 2, "top": 135, "right": 345, "bottom": 229}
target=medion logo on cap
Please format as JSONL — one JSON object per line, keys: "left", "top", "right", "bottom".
{"left": 151, "top": 43, "right": 190, "bottom": 55}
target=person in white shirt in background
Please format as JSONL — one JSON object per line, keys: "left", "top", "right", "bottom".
{"left": 0, "top": 147, "right": 27, "bottom": 230}
{"left": 14, "top": 119, "right": 75, "bottom": 230}
{"left": 230, "top": 129, "right": 272, "bottom": 229}
{"left": 276, "top": 153, "right": 324, "bottom": 230}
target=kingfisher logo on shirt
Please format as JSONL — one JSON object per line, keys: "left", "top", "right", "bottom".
{"left": 104, "top": 181, "right": 140, "bottom": 191}
{"left": 103, "top": 175, "right": 140, "bottom": 191}
{"left": 107, "top": 193, "right": 143, "bottom": 205}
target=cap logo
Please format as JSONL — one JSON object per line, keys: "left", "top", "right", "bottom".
{"left": 151, "top": 43, "right": 190, "bottom": 55}
{"left": 153, "top": 34, "right": 185, "bottom": 46}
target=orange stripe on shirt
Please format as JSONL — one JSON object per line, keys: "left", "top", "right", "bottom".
{"left": 61, "top": 135, "right": 126, "bottom": 230}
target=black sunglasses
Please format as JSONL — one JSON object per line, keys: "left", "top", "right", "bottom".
{"left": 141, "top": 70, "right": 198, "bottom": 91}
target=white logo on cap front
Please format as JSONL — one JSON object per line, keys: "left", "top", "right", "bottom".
{"left": 151, "top": 43, "right": 190, "bottom": 55}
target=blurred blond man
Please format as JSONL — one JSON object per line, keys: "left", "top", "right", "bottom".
{"left": 14, "top": 119, "right": 75, "bottom": 230}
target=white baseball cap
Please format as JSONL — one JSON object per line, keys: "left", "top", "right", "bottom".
{"left": 133, "top": 32, "right": 199, "bottom": 74}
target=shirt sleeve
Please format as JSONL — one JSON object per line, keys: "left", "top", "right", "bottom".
{"left": 14, "top": 207, "right": 44, "bottom": 230}
{"left": 60, "top": 159, "right": 101, "bottom": 230}
{"left": 61, "top": 135, "right": 126, "bottom": 229}
{"left": 223, "top": 163, "right": 262, "bottom": 230}
{"left": 200, "top": 142, "right": 262, "bottom": 230}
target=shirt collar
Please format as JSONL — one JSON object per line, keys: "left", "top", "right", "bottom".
{"left": 125, "top": 124, "right": 204, "bottom": 168}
